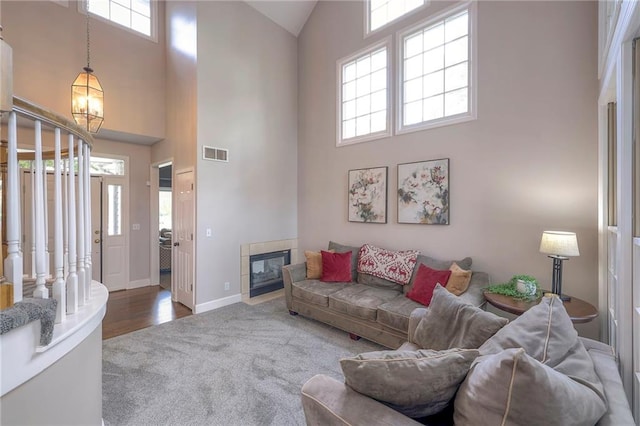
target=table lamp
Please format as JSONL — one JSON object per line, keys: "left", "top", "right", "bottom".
{"left": 539, "top": 231, "right": 580, "bottom": 301}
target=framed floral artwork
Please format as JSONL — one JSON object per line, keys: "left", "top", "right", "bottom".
{"left": 397, "top": 158, "right": 449, "bottom": 225}
{"left": 348, "top": 166, "right": 388, "bottom": 223}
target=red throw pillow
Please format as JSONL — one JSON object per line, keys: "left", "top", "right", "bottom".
{"left": 321, "top": 250, "right": 352, "bottom": 282}
{"left": 406, "top": 264, "right": 452, "bottom": 306}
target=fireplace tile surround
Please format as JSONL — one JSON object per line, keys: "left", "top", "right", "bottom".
{"left": 241, "top": 239, "right": 298, "bottom": 303}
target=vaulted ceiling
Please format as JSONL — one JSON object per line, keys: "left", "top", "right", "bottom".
{"left": 244, "top": 1, "right": 318, "bottom": 37}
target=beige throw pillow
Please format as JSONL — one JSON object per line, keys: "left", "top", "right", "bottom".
{"left": 413, "top": 285, "right": 508, "bottom": 350}
{"left": 304, "top": 249, "right": 333, "bottom": 279}
{"left": 454, "top": 348, "right": 607, "bottom": 426}
{"left": 446, "top": 262, "right": 472, "bottom": 295}
{"left": 341, "top": 348, "right": 479, "bottom": 418}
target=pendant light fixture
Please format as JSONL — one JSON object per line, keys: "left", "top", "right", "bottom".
{"left": 72, "top": 0, "right": 104, "bottom": 133}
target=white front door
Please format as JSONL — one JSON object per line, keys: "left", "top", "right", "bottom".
{"left": 90, "top": 177, "right": 102, "bottom": 282}
{"left": 102, "top": 176, "right": 128, "bottom": 291}
{"left": 174, "top": 169, "right": 194, "bottom": 309}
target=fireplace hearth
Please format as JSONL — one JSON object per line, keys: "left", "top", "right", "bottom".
{"left": 249, "top": 250, "right": 291, "bottom": 298}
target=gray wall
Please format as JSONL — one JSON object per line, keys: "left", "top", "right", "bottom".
{"left": 298, "top": 1, "right": 599, "bottom": 337}
{"left": 0, "top": 327, "right": 103, "bottom": 425}
{"left": 193, "top": 1, "right": 298, "bottom": 305}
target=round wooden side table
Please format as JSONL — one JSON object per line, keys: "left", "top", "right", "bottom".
{"left": 483, "top": 291, "right": 598, "bottom": 324}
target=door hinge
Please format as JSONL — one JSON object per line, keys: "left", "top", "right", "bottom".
{"left": 190, "top": 284, "right": 193, "bottom": 292}
{"left": 191, "top": 183, "right": 194, "bottom": 190}
{"left": 191, "top": 233, "right": 193, "bottom": 240}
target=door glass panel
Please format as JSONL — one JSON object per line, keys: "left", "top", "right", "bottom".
{"left": 107, "top": 184, "right": 122, "bottom": 236}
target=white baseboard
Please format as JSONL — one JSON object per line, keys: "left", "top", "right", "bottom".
{"left": 194, "top": 294, "right": 242, "bottom": 314}
{"left": 127, "top": 278, "right": 151, "bottom": 290}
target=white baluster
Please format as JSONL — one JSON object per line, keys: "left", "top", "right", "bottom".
{"left": 63, "top": 158, "right": 69, "bottom": 278}
{"left": 4, "top": 112, "right": 23, "bottom": 303}
{"left": 66, "top": 135, "right": 78, "bottom": 314}
{"left": 77, "top": 140, "right": 86, "bottom": 305}
{"left": 52, "top": 128, "right": 65, "bottom": 323}
{"left": 43, "top": 155, "right": 50, "bottom": 278}
{"left": 30, "top": 161, "right": 35, "bottom": 278}
{"left": 33, "top": 121, "right": 48, "bottom": 299}
{"left": 84, "top": 143, "right": 92, "bottom": 298}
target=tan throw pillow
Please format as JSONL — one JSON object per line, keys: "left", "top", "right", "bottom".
{"left": 413, "top": 285, "right": 508, "bottom": 350}
{"left": 447, "top": 262, "right": 472, "bottom": 295}
{"left": 454, "top": 348, "right": 606, "bottom": 426}
{"left": 304, "top": 249, "right": 334, "bottom": 279}
{"left": 341, "top": 348, "right": 479, "bottom": 418}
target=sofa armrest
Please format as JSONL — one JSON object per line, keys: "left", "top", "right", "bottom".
{"left": 283, "top": 263, "right": 307, "bottom": 309}
{"left": 301, "top": 375, "right": 422, "bottom": 426}
{"left": 580, "top": 338, "right": 635, "bottom": 426}
{"left": 457, "top": 271, "right": 489, "bottom": 308}
{"left": 407, "top": 308, "right": 428, "bottom": 345}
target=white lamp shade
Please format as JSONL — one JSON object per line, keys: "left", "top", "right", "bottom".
{"left": 539, "top": 231, "right": 580, "bottom": 257}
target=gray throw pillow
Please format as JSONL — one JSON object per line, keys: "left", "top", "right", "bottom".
{"left": 341, "top": 348, "right": 479, "bottom": 418}
{"left": 479, "top": 294, "right": 577, "bottom": 366}
{"left": 454, "top": 348, "right": 607, "bottom": 426}
{"left": 328, "top": 241, "right": 360, "bottom": 281}
{"left": 413, "top": 285, "right": 508, "bottom": 350}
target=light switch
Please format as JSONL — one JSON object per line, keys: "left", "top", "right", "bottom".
{"left": 206, "top": 228, "right": 212, "bottom": 237}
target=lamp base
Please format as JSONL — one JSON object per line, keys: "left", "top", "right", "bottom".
{"left": 558, "top": 293, "right": 571, "bottom": 302}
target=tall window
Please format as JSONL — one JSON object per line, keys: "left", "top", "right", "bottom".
{"left": 368, "top": 0, "right": 427, "bottom": 34}
{"left": 85, "top": 0, "right": 154, "bottom": 39}
{"left": 398, "top": 4, "right": 475, "bottom": 134}
{"left": 338, "top": 39, "right": 390, "bottom": 146}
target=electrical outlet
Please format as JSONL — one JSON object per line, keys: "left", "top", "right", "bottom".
{"left": 224, "top": 282, "right": 230, "bottom": 291}
{"left": 132, "top": 223, "right": 140, "bottom": 231}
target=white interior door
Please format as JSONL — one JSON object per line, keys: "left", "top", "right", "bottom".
{"left": 102, "top": 176, "right": 128, "bottom": 291}
{"left": 90, "top": 177, "right": 102, "bottom": 282}
{"left": 174, "top": 169, "right": 194, "bottom": 309}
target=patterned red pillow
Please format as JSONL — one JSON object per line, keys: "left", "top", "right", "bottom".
{"left": 357, "top": 244, "right": 419, "bottom": 285}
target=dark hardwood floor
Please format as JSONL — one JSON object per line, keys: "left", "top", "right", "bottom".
{"left": 102, "top": 284, "right": 192, "bottom": 340}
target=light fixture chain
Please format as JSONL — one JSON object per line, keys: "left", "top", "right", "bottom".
{"left": 86, "top": 0, "right": 91, "bottom": 69}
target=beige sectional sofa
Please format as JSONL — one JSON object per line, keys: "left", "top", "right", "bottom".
{"left": 301, "top": 302, "right": 636, "bottom": 426}
{"left": 282, "top": 241, "right": 490, "bottom": 348}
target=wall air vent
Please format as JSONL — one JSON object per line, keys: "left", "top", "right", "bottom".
{"left": 202, "top": 146, "right": 229, "bottom": 162}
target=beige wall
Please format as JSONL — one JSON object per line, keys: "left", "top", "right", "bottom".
{"left": 3, "top": 0, "right": 166, "bottom": 140}
{"left": 298, "top": 1, "right": 599, "bottom": 337}
{"left": 194, "top": 1, "right": 298, "bottom": 305}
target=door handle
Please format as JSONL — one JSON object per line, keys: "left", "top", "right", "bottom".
{"left": 173, "top": 242, "right": 180, "bottom": 247}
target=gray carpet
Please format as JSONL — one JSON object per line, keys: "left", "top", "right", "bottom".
{"left": 103, "top": 297, "right": 383, "bottom": 426}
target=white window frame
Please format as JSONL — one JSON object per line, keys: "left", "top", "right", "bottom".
{"left": 336, "top": 36, "right": 393, "bottom": 147}
{"left": 396, "top": 1, "right": 476, "bottom": 135}
{"left": 79, "top": 0, "right": 158, "bottom": 43}
{"left": 365, "top": 0, "right": 429, "bottom": 37}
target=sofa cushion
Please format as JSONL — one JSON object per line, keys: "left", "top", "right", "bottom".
{"left": 304, "top": 249, "right": 334, "bottom": 279}
{"left": 357, "top": 244, "right": 419, "bottom": 285}
{"left": 413, "top": 285, "right": 508, "bottom": 350}
{"left": 328, "top": 241, "right": 361, "bottom": 280}
{"left": 454, "top": 348, "right": 607, "bottom": 426}
{"left": 404, "top": 255, "right": 472, "bottom": 294}
{"left": 341, "top": 348, "right": 479, "bottom": 418}
{"left": 291, "top": 280, "right": 350, "bottom": 307}
{"left": 321, "top": 250, "right": 353, "bottom": 282}
{"left": 446, "top": 263, "right": 472, "bottom": 296}
{"left": 377, "top": 295, "right": 424, "bottom": 332}
{"left": 357, "top": 272, "right": 403, "bottom": 292}
{"left": 406, "top": 264, "right": 452, "bottom": 307}
{"left": 329, "top": 284, "right": 400, "bottom": 321}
